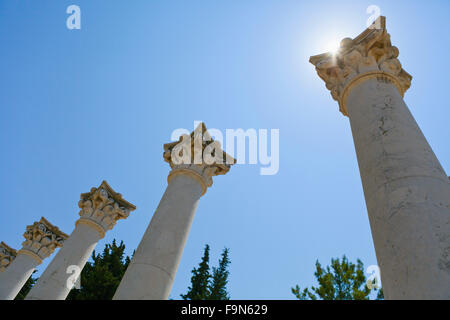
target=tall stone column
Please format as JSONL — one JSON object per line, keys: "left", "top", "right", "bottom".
{"left": 25, "top": 181, "right": 136, "bottom": 300}
{"left": 0, "top": 218, "right": 68, "bottom": 300}
{"left": 0, "top": 242, "right": 17, "bottom": 272}
{"left": 310, "top": 16, "right": 450, "bottom": 299}
{"left": 113, "top": 123, "right": 235, "bottom": 300}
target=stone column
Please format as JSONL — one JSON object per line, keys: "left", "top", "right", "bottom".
{"left": 310, "top": 16, "right": 450, "bottom": 299}
{"left": 0, "top": 218, "right": 68, "bottom": 300}
{"left": 0, "top": 242, "right": 17, "bottom": 272}
{"left": 113, "top": 123, "right": 235, "bottom": 300}
{"left": 25, "top": 181, "right": 136, "bottom": 300}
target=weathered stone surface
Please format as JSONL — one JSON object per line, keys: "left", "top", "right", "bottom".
{"left": 310, "top": 16, "right": 450, "bottom": 299}
{"left": 310, "top": 16, "right": 412, "bottom": 116}
{"left": 346, "top": 77, "right": 450, "bottom": 299}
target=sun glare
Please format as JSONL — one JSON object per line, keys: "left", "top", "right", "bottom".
{"left": 324, "top": 40, "right": 340, "bottom": 55}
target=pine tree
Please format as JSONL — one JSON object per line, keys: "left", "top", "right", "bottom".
{"left": 292, "top": 255, "right": 383, "bottom": 300}
{"left": 181, "top": 245, "right": 231, "bottom": 300}
{"left": 181, "top": 244, "right": 211, "bottom": 300}
{"left": 67, "top": 239, "right": 131, "bottom": 300}
{"left": 208, "top": 248, "right": 230, "bottom": 300}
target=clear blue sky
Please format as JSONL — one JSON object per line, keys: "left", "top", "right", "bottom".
{"left": 1, "top": 0, "right": 449, "bottom": 299}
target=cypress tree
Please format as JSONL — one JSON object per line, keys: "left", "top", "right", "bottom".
{"left": 182, "top": 245, "right": 231, "bottom": 300}
{"left": 181, "top": 244, "right": 211, "bottom": 300}
{"left": 208, "top": 248, "right": 231, "bottom": 300}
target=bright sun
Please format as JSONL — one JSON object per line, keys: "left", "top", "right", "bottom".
{"left": 324, "top": 40, "right": 341, "bottom": 54}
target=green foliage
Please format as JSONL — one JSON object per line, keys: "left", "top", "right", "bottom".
{"left": 14, "top": 271, "right": 37, "bottom": 300}
{"left": 181, "top": 244, "right": 211, "bottom": 300}
{"left": 292, "top": 255, "right": 383, "bottom": 300}
{"left": 182, "top": 245, "right": 231, "bottom": 300}
{"left": 67, "top": 239, "right": 131, "bottom": 300}
{"left": 376, "top": 288, "right": 384, "bottom": 300}
{"left": 208, "top": 248, "right": 231, "bottom": 300}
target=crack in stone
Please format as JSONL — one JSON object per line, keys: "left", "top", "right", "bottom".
{"left": 372, "top": 174, "right": 450, "bottom": 197}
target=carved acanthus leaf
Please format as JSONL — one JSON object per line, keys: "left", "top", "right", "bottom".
{"left": 309, "top": 16, "right": 412, "bottom": 115}
{"left": 21, "top": 217, "right": 68, "bottom": 260}
{"left": 78, "top": 181, "right": 136, "bottom": 233}
{"left": 163, "top": 123, "right": 236, "bottom": 189}
{"left": 0, "top": 242, "right": 17, "bottom": 272}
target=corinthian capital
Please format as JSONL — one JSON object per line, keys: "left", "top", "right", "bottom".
{"left": 163, "top": 123, "right": 236, "bottom": 195}
{"left": 20, "top": 217, "right": 68, "bottom": 263}
{"left": 0, "top": 242, "right": 17, "bottom": 272}
{"left": 77, "top": 181, "right": 136, "bottom": 238}
{"left": 309, "top": 16, "right": 412, "bottom": 116}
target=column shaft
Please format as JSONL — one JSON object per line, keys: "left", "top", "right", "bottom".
{"left": 346, "top": 78, "right": 450, "bottom": 299}
{"left": 25, "top": 223, "right": 102, "bottom": 300}
{"left": 113, "top": 174, "right": 202, "bottom": 300}
{"left": 0, "top": 217, "right": 67, "bottom": 300}
{"left": 23, "top": 181, "right": 135, "bottom": 300}
{"left": 310, "top": 16, "right": 450, "bottom": 299}
{"left": 0, "top": 253, "right": 39, "bottom": 300}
